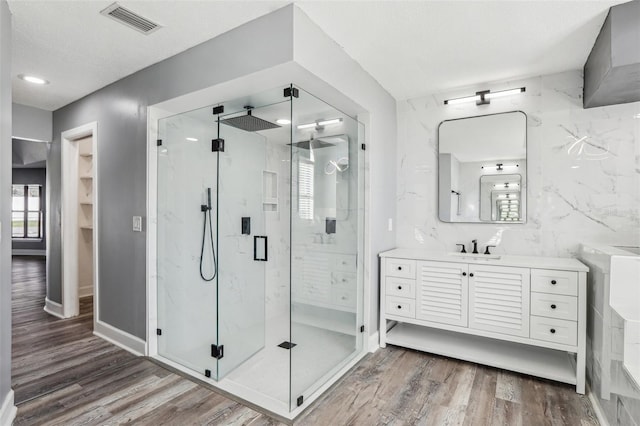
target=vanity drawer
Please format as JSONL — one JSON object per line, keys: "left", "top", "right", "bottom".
{"left": 332, "top": 289, "right": 357, "bottom": 309}
{"left": 386, "top": 296, "right": 416, "bottom": 319}
{"left": 531, "top": 269, "right": 578, "bottom": 296}
{"left": 531, "top": 292, "right": 577, "bottom": 321}
{"left": 530, "top": 316, "right": 577, "bottom": 346}
{"left": 333, "top": 255, "right": 357, "bottom": 272}
{"left": 332, "top": 272, "right": 356, "bottom": 289}
{"left": 386, "top": 259, "right": 416, "bottom": 279}
{"left": 385, "top": 277, "right": 416, "bottom": 298}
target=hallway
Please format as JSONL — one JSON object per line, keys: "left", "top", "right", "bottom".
{"left": 11, "top": 256, "right": 279, "bottom": 425}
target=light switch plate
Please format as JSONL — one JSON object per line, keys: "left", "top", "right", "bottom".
{"left": 133, "top": 216, "right": 143, "bottom": 232}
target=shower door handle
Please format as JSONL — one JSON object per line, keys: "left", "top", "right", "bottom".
{"left": 254, "top": 236, "right": 268, "bottom": 261}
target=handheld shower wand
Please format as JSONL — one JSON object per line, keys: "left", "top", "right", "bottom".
{"left": 200, "top": 188, "right": 217, "bottom": 281}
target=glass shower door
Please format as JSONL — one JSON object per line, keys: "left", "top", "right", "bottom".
{"left": 156, "top": 107, "right": 218, "bottom": 378}
{"left": 215, "top": 109, "right": 269, "bottom": 379}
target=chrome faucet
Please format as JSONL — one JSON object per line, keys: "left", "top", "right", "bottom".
{"left": 471, "top": 239, "right": 478, "bottom": 254}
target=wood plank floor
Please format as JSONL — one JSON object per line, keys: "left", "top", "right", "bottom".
{"left": 11, "top": 256, "right": 599, "bottom": 425}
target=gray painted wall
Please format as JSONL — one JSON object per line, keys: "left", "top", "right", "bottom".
{"left": 12, "top": 103, "right": 52, "bottom": 142}
{"left": 0, "top": 0, "right": 13, "bottom": 409}
{"left": 50, "top": 7, "right": 295, "bottom": 338}
{"left": 12, "top": 168, "right": 46, "bottom": 251}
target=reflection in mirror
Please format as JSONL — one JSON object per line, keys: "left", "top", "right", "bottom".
{"left": 438, "top": 111, "right": 527, "bottom": 223}
{"left": 479, "top": 174, "right": 523, "bottom": 221}
{"left": 292, "top": 134, "right": 350, "bottom": 221}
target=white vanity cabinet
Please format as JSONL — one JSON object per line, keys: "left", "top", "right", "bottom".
{"left": 379, "top": 249, "right": 588, "bottom": 394}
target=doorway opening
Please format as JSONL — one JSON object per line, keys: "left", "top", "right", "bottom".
{"left": 60, "top": 122, "right": 98, "bottom": 328}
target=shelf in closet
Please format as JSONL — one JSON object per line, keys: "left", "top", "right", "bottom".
{"left": 79, "top": 153, "right": 93, "bottom": 158}
{"left": 80, "top": 202, "right": 93, "bottom": 206}
{"left": 79, "top": 175, "right": 93, "bottom": 179}
{"left": 80, "top": 225, "right": 93, "bottom": 230}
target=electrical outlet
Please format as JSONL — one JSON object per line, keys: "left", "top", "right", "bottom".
{"left": 133, "top": 216, "right": 143, "bottom": 232}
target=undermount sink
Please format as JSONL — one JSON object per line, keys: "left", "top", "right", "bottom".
{"left": 448, "top": 252, "right": 501, "bottom": 261}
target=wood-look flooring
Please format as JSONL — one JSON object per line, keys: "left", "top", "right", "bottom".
{"left": 11, "top": 256, "right": 599, "bottom": 425}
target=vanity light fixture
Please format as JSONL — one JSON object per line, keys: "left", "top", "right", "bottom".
{"left": 297, "top": 118, "right": 343, "bottom": 130}
{"left": 318, "top": 118, "right": 342, "bottom": 126}
{"left": 482, "top": 163, "right": 519, "bottom": 171}
{"left": 494, "top": 182, "right": 519, "bottom": 189}
{"left": 443, "top": 94, "right": 481, "bottom": 105}
{"left": 444, "top": 87, "right": 525, "bottom": 106}
{"left": 185, "top": 137, "right": 198, "bottom": 142}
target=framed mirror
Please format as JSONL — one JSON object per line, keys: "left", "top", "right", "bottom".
{"left": 438, "top": 111, "right": 527, "bottom": 223}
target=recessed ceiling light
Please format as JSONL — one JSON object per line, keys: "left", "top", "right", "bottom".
{"left": 276, "top": 119, "right": 291, "bottom": 125}
{"left": 185, "top": 137, "right": 198, "bottom": 142}
{"left": 18, "top": 74, "right": 49, "bottom": 85}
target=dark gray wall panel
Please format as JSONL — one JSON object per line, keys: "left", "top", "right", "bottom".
{"left": 51, "top": 6, "right": 294, "bottom": 338}
{"left": 584, "top": 0, "right": 640, "bottom": 108}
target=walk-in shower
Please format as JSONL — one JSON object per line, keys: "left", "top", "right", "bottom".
{"left": 154, "top": 85, "right": 365, "bottom": 417}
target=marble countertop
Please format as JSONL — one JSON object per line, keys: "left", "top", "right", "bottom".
{"left": 379, "top": 248, "right": 589, "bottom": 272}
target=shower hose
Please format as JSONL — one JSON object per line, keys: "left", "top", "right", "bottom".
{"left": 200, "top": 191, "right": 217, "bottom": 282}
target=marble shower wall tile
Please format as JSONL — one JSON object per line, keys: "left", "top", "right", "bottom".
{"left": 397, "top": 70, "right": 640, "bottom": 257}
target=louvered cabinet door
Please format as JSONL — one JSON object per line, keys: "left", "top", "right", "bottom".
{"left": 416, "top": 261, "right": 468, "bottom": 327}
{"left": 469, "top": 265, "right": 530, "bottom": 338}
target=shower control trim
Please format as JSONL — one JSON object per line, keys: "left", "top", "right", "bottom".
{"left": 212, "top": 138, "right": 225, "bottom": 152}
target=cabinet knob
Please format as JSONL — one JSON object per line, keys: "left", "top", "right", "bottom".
{"left": 551, "top": 280, "right": 557, "bottom": 285}
{"left": 469, "top": 273, "right": 474, "bottom": 277}
{"left": 550, "top": 304, "right": 557, "bottom": 309}
{"left": 462, "top": 272, "right": 467, "bottom": 276}
{"left": 550, "top": 328, "right": 556, "bottom": 334}
{"left": 397, "top": 286, "right": 402, "bottom": 290}
{"left": 397, "top": 305, "right": 402, "bottom": 309}
{"left": 397, "top": 266, "right": 402, "bottom": 271}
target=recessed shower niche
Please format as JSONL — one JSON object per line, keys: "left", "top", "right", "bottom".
{"left": 151, "top": 85, "right": 365, "bottom": 418}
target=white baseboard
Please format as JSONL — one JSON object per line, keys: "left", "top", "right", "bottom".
{"left": 78, "top": 285, "right": 93, "bottom": 298}
{"left": 0, "top": 390, "right": 17, "bottom": 426}
{"left": 94, "top": 320, "right": 146, "bottom": 357}
{"left": 12, "top": 249, "right": 46, "bottom": 256}
{"left": 368, "top": 331, "right": 379, "bottom": 353}
{"left": 44, "top": 298, "right": 64, "bottom": 319}
{"left": 587, "top": 385, "right": 610, "bottom": 426}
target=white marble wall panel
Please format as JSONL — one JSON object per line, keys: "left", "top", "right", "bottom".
{"left": 397, "top": 70, "right": 640, "bottom": 257}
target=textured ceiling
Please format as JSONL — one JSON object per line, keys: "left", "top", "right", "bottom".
{"left": 9, "top": 0, "right": 626, "bottom": 111}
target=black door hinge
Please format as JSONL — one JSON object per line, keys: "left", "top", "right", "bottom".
{"left": 211, "top": 344, "right": 224, "bottom": 359}
{"left": 156, "top": 328, "right": 162, "bottom": 335}
{"left": 284, "top": 87, "right": 299, "bottom": 98}
{"left": 361, "top": 143, "right": 366, "bottom": 151}
{"left": 360, "top": 325, "right": 365, "bottom": 333}
{"left": 212, "top": 138, "right": 225, "bottom": 152}
{"left": 213, "top": 105, "right": 224, "bottom": 115}
{"left": 204, "top": 369, "right": 211, "bottom": 378}
{"left": 157, "top": 139, "right": 162, "bottom": 146}
{"left": 297, "top": 395, "right": 304, "bottom": 407}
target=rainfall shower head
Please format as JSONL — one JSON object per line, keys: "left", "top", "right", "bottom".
{"left": 289, "top": 139, "right": 336, "bottom": 150}
{"left": 220, "top": 106, "right": 281, "bottom": 132}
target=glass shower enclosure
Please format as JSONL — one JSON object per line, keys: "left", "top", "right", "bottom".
{"left": 155, "top": 85, "right": 364, "bottom": 414}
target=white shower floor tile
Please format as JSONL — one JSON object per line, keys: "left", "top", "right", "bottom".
{"left": 224, "top": 315, "right": 356, "bottom": 406}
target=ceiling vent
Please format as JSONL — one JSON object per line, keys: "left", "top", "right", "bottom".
{"left": 100, "top": 3, "right": 161, "bottom": 35}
